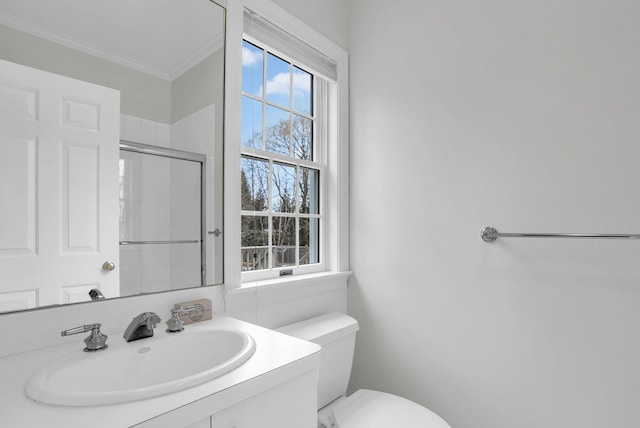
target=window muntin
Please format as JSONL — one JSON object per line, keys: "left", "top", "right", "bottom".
{"left": 241, "top": 215, "right": 269, "bottom": 271}
{"left": 241, "top": 41, "right": 264, "bottom": 97}
{"left": 240, "top": 156, "right": 268, "bottom": 212}
{"left": 299, "top": 167, "right": 319, "bottom": 214}
{"left": 265, "top": 105, "right": 290, "bottom": 155}
{"left": 266, "top": 53, "right": 291, "bottom": 107}
{"left": 293, "top": 66, "right": 313, "bottom": 115}
{"left": 241, "top": 96, "right": 263, "bottom": 149}
{"left": 241, "top": 39, "right": 322, "bottom": 275}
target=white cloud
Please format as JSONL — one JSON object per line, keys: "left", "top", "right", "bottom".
{"left": 265, "top": 71, "right": 311, "bottom": 97}
{"left": 242, "top": 46, "right": 262, "bottom": 67}
{"left": 292, "top": 71, "right": 311, "bottom": 96}
{"left": 265, "top": 72, "right": 290, "bottom": 96}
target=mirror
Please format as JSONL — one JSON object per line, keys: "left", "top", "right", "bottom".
{"left": 0, "top": 0, "right": 225, "bottom": 313}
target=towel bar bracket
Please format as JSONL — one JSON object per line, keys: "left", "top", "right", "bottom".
{"left": 480, "top": 226, "right": 640, "bottom": 242}
{"left": 480, "top": 227, "right": 499, "bottom": 243}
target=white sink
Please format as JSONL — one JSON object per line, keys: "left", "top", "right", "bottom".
{"left": 26, "top": 329, "right": 256, "bottom": 406}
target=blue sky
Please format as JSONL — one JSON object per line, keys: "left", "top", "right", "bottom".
{"left": 241, "top": 40, "right": 312, "bottom": 150}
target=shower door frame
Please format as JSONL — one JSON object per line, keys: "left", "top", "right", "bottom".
{"left": 119, "top": 140, "right": 208, "bottom": 287}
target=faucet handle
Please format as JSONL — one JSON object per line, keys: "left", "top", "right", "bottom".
{"left": 166, "top": 308, "right": 186, "bottom": 333}
{"left": 61, "top": 323, "right": 108, "bottom": 352}
{"left": 165, "top": 305, "right": 199, "bottom": 333}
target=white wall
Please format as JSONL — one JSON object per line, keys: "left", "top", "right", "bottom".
{"left": 269, "top": 0, "right": 349, "bottom": 50}
{"left": 347, "top": 1, "right": 640, "bottom": 428}
{"left": 225, "top": 273, "right": 349, "bottom": 329}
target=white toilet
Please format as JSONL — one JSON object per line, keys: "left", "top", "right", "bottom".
{"left": 277, "top": 312, "right": 451, "bottom": 428}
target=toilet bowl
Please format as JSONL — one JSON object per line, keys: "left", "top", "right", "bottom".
{"left": 277, "top": 313, "right": 450, "bottom": 428}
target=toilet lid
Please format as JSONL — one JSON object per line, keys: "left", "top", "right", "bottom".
{"left": 333, "top": 390, "right": 450, "bottom": 428}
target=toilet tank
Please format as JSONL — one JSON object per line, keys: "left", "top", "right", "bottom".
{"left": 277, "top": 312, "right": 359, "bottom": 409}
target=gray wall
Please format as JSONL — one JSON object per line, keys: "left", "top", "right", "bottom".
{"left": 171, "top": 49, "right": 224, "bottom": 124}
{"left": 271, "top": 0, "right": 640, "bottom": 427}
{"left": 0, "top": 24, "right": 172, "bottom": 123}
{"left": 347, "top": 1, "right": 640, "bottom": 428}
{"left": 0, "top": 22, "right": 224, "bottom": 133}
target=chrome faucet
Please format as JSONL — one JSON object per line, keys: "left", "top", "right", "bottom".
{"left": 166, "top": 305, "right": 199, "bottom": 333}
{"left": 123, "top": 312, "right": 161, "bottom": 342}
{"left": 61, "top": 323, "right": 108, "bottom": 352}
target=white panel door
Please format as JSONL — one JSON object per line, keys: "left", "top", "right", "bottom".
{"left": 0, "top": 59, "right": 120, "bottom": 310}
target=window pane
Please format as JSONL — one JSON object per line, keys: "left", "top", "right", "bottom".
{"left": 272, "top": 162, "right": 296, "bottom": 213}
{"left": 266, "top": 53, "right": 291, "bottom": 107}
{"left": 292, "top": 115, "right": 312, "bottom": 161}
{"left": 241, "top": 215, "right": 269, "bottom": 271}
{"left": 240, "top": 40, "right": 321, "bottom": 276}
{"left": 265, "top": 105, "right": 290, "bottom": 155}
{"left": 272, "top": 216, "right": 295, "bottom": 267}
{"left": 293, "top": 66, "right": 312, "bottom": 115}
{"left": 299, "top": 218, "right": 319, "bottom": 265}
{"left": 241, "top": 156, "right": 269, "bottom": 212}
{"left": 299, "top": 167, "right": 319, "bottom": 214}
{"left": 242, "top": 40, "right": 263, "bottom": 97}
{"left": 242, "top": 96, "right": 263, "bottom": 149}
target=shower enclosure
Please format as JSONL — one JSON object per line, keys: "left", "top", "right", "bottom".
{"left": 118, "top": 141, "right": 206, "bottom": 296}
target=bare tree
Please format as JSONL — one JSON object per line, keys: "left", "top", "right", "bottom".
{"left": 241, "top": 115, "right": 315, "bottom": 269}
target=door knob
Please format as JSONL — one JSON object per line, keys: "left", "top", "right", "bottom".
{"left": 102, "top": 261, "right": 116, "bottom": 272}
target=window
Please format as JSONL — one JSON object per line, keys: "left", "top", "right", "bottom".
{"left": 241, "top": 39, "right": 323, "bottom": 277}
{"left": 225, "top": 5, "right": 349, "bottom": 288}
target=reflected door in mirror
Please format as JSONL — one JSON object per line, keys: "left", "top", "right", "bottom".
{"left": 0, "top": 59, "right": 120, "bottom": 311}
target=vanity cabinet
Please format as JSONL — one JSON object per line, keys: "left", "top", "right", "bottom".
{"left": 185, "top": 418, "right": 212, "bottom": 428}
{"left": 209, "top": 371, "right": 317, "bottom": 428}
{"left": 144, "top": 370, "right": 318, "bottom": 428}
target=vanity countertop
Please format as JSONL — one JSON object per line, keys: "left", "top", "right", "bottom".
{"left": 0, "top": 316, "right": 321, "bottom": 427}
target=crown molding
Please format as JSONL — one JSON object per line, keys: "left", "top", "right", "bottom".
{"left": 168, "top": 33, "right": 224, "bottom": 81}
{"left": 0, "top": 11, "right": 223, "bottom": 82}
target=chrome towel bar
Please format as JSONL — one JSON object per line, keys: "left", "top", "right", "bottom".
{"left": 119, "top": 240, "right": 200, "bottom": 245}
{"left": 480, "top": 226, "right": 640, "bottom": 243}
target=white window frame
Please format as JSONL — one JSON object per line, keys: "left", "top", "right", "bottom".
{"left": 224, "top": 0, "right": 349, "bottom": 289}
{"left": 240, "top": 38, "right": 326, "bottom": 281}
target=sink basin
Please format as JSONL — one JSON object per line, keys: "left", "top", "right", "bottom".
{"left": 26, "top": 329, "right": 256, "bottom": 406}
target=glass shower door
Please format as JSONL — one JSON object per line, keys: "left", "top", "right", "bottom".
{"left": 119, "top": 146, "right": 204, "bottom": 295}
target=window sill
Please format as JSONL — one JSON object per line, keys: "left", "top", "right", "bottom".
{"left": 228, "top": 270, "right": 352, "bottom": 295}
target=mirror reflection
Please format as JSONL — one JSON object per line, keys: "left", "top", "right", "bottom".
{"left": 0, "top": 0, "right": 225, "bottom": 313}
